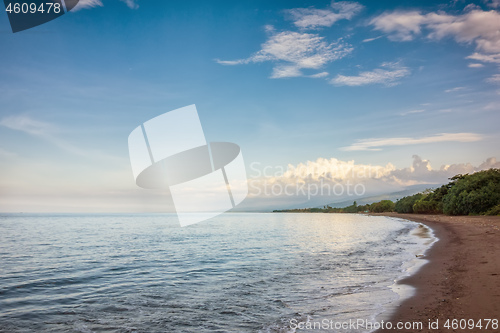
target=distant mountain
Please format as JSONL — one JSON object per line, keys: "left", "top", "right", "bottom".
{"left": 322, "top": 183, "right": 437, "bottom": 209}
{"left": 236, "top": 183, "right": 441, "bottom": 212}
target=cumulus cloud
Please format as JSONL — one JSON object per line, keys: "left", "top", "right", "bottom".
{"left": 216, "top": 30, "right": 352, "bottom": 78}
{"left": 285, "top": 1, "right": 364, "bottom": 29}
{"left": 246, "top": 157, "right": 398, "bottom": 207}
{"left": 277, "top": 157, "right": 396, "bottom": 182}
{"left": 330, "top": 62, "right": 410, "bottom": 86}
{"left": 340, "top": 132, "right": 482, "bottom": 151}
{"left": 390, "top": 155, "right": 500, "bottom": 185}
{"left": 245, "top": 155, "right": 500, "bottom": 209}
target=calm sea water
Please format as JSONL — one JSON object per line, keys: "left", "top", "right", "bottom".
{"left": 0, "top": 213, "right": 433, "bottom": 333}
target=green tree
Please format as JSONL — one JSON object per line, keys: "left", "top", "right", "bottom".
{"left": 442, "top": 169, "right": 500, "bottom": 215}
{"left": 370, "top": 200, "right": 395, "bottom": 213}
{"left": 394, "top": 193, "right": 424, "bottom": 213}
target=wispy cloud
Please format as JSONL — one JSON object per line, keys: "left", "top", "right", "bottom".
{"left": 330, "top": 62, "right": 410, "bottom": 86}
{"left": 0, "top": 115, "right": 56, "bottom": 136}
{"left": 444, "top": 86, "right": 465, "bottom": 93}
{"left": 362, "top": 36, "right": 383, "bottom": 43}
{"left": 120, "top": 0, "right": 138, "bottom": 9}
{"left": 0, "top": 115, "right": 87, "bottom": 156}
{"left": 71, "top": 0, "right": 103, "bottom": 11}
{"left": 0, "top": 115, "right": 117, "bottom": 160}
{"left": 370, "top": 9, "right": 500, "bottom": 74}
{"left": 487, "top": 74, "right": 500, "bottom": 83}
{"left": 285, "top": 1, "right": 364, "bottom": 29}
{"left": 216, "top": 30, "right": 352, "bottom": 78}
{"left": 0, "top": 147, "right": 16, "bottom": 158}
{"left": 370, "top": 9, "right": 500, "bottom": 52}
{"left": 370, "top": 10, "right": 428, "bottom": 42}
{"left": 485, "top": 0, "right": 500, "bottom": 8}
{"left": 72, "top": 0, "right": 137, "bottom": 11}
{"left": 468, "top": 63, "right": 485, "bottom": 68}
{"left": 308, "top": 71, "right": 329, "bottom": 78}
{"left": 466, "top": 52, "right": 500, "bottom": 64}
{"left": 340, "top": 132, "right": 482, "bottom": 151}
{"left": 400, "top": 109, "right": 424, "bottom": 116}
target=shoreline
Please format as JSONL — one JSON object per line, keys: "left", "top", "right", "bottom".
{"left": 373, "top": 213, "right": 500, "bottom": 332}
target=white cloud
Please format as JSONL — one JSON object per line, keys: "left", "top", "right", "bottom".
{"left": 0, "top": 115, "right": 85, "bottom": 156}
{"left": 340, "top": 132, "right": 482, "bottom": 151}
{"left": 216, "top": 30, "right": 352, "bottom": 78}
{"left": 0, "top": 147, "right": 15, "bottom": 158}
{"left": 215, "top": 59, "right": 246, "bottom": 65}
{"left": 362, "top": 36, "right": 383, "bottom": 43}
{"left": 245, "top": 156, "right": 500, "bottom": 209}
{"left": 468, "top": 63, "right": 485, "bottom": 68}
{"left": 71, "top": 0, "right": 103, "bottom": 11}
{"left": 271, "top": 65, "right": 303, "bottom": 79}
{"left": 484, "top": 0, "right": 500, "bottom": 8}
{"left": 371, "top": 9, "right": 500, "bottom": 83}
{"left": 389, "top": 155, "right": 500, "bottom": 186}
{"left": 0, "top": 115, "right": 120, "bottom": 161}
{"left": 371, "top": 9, "right": 500, "bottom": 60}
{"left": 400, "top": 109, "right": 425, "bottom": 116}
{"left": 121, "top": 0, "right": 138, "bottom": 9}
{"left": 370, "top": 10, "right": 427, "bottom": 41}
{"left": 487, "top": 74, "right": 500, "bottom": 83}
{"left": 466, "top": 52, "right": 500, "bottom": 64}
{"left": 277, "top": 157, "right": 396, "bottom": 182}
{"left": 330, "top": 62, "right": 410, "bottom": 86}
{"left": 444, "top": 86, "right": 465, "bottom": 93}
{"left": 285, "top": 1, "right": 364, "bottom": 29}
{"left": 0, "top": 115, "right": 56, "bottom": 136}
{"left": 72, "top": 0, "right": 138, "bottom": 11}
{"left": 484, "top": 101, "right": 500, "bottom": 110}
{"left": 308, "top": 71, "right": 329, "bottom": 78}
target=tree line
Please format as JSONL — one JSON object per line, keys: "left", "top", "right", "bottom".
{"left": 273, "top": 169, "right": 500, "bottom": 216}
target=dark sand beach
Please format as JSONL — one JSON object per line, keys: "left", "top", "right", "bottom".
{"left": 375, "top": 213, "right": 500, "bottom": 332}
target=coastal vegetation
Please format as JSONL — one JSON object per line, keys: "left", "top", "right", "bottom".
{"left": 273, "top": 169, "right": 500, "bottom": 216}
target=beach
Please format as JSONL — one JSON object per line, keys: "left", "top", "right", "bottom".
{"left": 375, "top": 213, "right": 500, "bottom": 333}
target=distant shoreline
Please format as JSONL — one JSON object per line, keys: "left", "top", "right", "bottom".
{"left": 372, "top": 213, "right": 500, "bottom": 333}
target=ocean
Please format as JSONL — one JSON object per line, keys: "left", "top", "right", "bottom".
{"left": 0, "top": 213, "right": 434, "bottom": 332}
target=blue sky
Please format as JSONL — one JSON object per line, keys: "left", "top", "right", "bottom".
{"left": 1, "top": 0, "right": 500, "bottom": 212}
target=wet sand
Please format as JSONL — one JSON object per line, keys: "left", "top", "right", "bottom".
{"left": 375, "top": 213, "right": 500, "bottom": 332}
